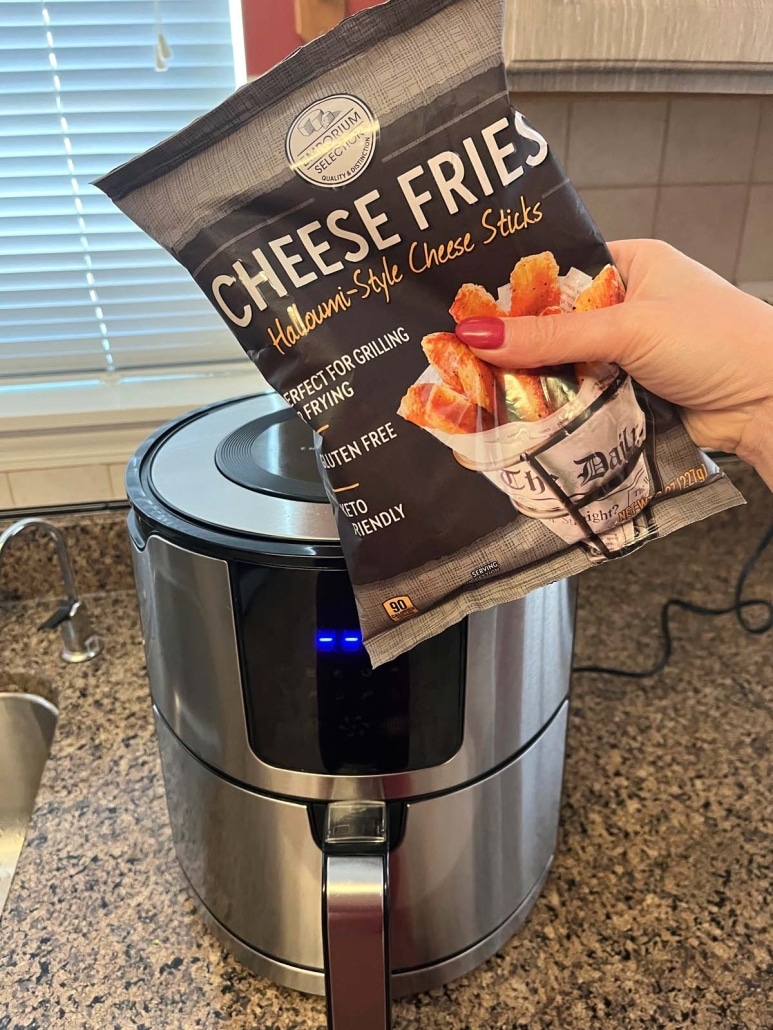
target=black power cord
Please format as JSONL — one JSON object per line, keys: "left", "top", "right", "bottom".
{"left": 574, "top": 519, "right": 773, "bottom": 679}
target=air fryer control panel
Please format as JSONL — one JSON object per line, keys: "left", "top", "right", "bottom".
{"left": 233, "top": 565, "right": 466, "bottom": 776}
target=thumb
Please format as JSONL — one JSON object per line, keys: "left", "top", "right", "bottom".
{"left": 455, "top": 308, "right": 639, "bottom": 370}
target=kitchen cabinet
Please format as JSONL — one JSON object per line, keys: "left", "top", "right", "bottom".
{"left": 506, "top": 0, "right": 773, "bottom": 94}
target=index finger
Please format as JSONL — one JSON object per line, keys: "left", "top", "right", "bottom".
{"left": 607, "top": 240, "right": 640, "bottom": 281}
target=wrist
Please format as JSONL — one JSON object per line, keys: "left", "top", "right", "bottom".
{"left": 738, "top": 397, "right": 773, "bottom": 489}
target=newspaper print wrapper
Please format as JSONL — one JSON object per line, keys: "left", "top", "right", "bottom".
{"left": 399, "top": 270, "right": 656, "bottom": 561}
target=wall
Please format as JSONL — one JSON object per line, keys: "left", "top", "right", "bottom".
{"left": 2, "top": 90, "right": 769, "bottom": 511}
{"left": 518, "top": 93, "right": 773, "bottom": 292}
{"left": 243, "top": 0, "right": 380, "bottom": 77}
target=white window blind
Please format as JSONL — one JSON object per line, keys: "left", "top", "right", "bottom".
{"left": 0, "top": 0, "right": 247, "bottom": 381}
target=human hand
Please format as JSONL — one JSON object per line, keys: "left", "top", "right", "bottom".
{"left": 455, "top": 240, "right": 773, "bottom": 488}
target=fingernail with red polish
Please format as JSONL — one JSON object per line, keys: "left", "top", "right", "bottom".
{"left": 455, "top": 317, "right": 505, "bottom": 349}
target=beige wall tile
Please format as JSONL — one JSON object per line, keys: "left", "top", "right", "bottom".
{"left": 8, "top": 465, "right": 112, "bottom": 508}
{"left": 662, "top": 97, "right": 761, "bottom": 185}
{"left": 566, "top": 98, "right": 667, "bottom": 187}
{"left": 0, "top": 473, "right": 13, "bottom": 510}
{"left": 753, "top": 98, "right": 773, "bottom": 183}
{"left": 579, "top": 187, "right": 658, "bottom": 243}
{"left": 737, "top": 185, "right": 773, "bottom": 281}
{"left": 738, "top": 281, "right": 773, "bottom": 302}
{"left": 515, "top": 94, "right": 571, "bottom": 165}
{"left": 654, "top": 185, "right": 747, "bottom": 280}
{"left": 108, "top": 464, "right": 128, "bottom": 500}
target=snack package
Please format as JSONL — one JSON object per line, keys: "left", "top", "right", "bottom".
{"left": 97, "top": 0, "right": 743, "bottom": 667}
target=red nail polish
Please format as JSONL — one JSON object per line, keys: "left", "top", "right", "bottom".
{"left": 456, "top": 317, "right": 505, "bottom": 349}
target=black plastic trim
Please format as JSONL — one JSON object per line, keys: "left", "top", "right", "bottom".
{"left": 126, "top": 394, "right": 346, "bottom": 570}
{"left": 309, "top": 803, "right": 408, "bottom": 853}
{"left": 215, "top": 406, "right": 329, "bottom": 503}
{"left": 152, "top": 698, "right": 568, "bottom": 807}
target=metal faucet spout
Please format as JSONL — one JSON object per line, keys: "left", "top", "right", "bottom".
{"left": 0, "top": 518, "right": 102, "bottom": 663}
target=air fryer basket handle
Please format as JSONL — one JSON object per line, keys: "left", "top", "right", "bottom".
{"left": 322, "top": 801, "right": 391, "bottom": 1030}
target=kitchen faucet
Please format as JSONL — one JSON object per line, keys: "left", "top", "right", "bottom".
{"left": 0, "top": 518, "right": 102, "bottom": 663}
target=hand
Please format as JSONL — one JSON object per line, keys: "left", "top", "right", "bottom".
{"left": 455, "top": 240, "right": 773, "bottom": 488}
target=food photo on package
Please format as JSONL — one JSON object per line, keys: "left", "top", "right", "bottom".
{"left": 96, "top": 0, "right": 744, "bottom": 667}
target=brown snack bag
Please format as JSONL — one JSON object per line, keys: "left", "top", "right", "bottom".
{"left": 96, "top": 0, "right": 743, "bottom": 666}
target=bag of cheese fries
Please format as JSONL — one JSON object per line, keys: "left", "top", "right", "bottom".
{"left": 97, "top": 0, "right": 743, "bottom": 666}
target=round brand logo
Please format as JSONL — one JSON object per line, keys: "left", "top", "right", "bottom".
{"left": 286, "top": 95, "right": 379, "bottom": 189}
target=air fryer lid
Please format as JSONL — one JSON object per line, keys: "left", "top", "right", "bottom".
{"left": 215, "top": 407, "right": 327, "bottom": 503}
{"left": 147, "top": 393, "right": 339, "bottom": 543}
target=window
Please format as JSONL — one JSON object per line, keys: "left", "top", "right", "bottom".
{"left": 1, "top": 0, "right": 249, "bottom": 383}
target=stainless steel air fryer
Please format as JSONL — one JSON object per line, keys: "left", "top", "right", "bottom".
{"left": 128, "top": 393, "right": 576, "bottom": 1030}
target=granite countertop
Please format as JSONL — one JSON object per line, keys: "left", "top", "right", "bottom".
{"left": 1, "top": 465, "right": 771, "bottom": 1030}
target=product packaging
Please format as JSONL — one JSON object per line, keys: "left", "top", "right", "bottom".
{"left": 97, "top": 0, "right": 743, "bottom": 666}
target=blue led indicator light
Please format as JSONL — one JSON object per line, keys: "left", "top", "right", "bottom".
{"left": 342, "top": 632, "right": 363, "bottom": 653}
{"left": 316, "top": 631, "right": 363, "bottom": 653}
{"left": 316, "top": 632, "right": 336, "bottom": 653}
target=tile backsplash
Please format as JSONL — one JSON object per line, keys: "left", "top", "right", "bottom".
{"left": 7, "top": 464, "right": 114, "bottom": 510}
{"left": 0, "top": 473, "right": 13, "bottom": 510}
{"left": 578, "top": 187, "right": 658, "bottom": 244}
{"left": 654, "top": 184, "right": 747, "bottom": 282}
{"left": 737, "top": 185, "right": 773, "bottom": 281}
{"left": 661, "top": 97, "right": 761, "bottom": 185}
{"left": 754, "top": 103, "right": 773, "bottom": 182}
{"left": 567, "top": 98, "right": 668, "bottom": 187}
{"left": 518, "top": 93, "right": 772, "bottom": 287}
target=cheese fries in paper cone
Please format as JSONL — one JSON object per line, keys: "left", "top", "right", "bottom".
{"left": 399, "top": 256, "right": 656, "bottom": 559}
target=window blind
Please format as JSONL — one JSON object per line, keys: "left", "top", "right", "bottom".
{"left": 0, "top": 0, "right": 246, "bottom": 380}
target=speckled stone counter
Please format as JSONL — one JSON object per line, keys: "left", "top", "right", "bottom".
{"left": 1, "top": 467, "right": 771, "bottom": 1030}
{"left": 0, "top": 510, "right": 133, "bottom": 603}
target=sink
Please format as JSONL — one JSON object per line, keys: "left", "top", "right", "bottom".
{"left": 0, "top": 672, "right": 58, "bottom": 921}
